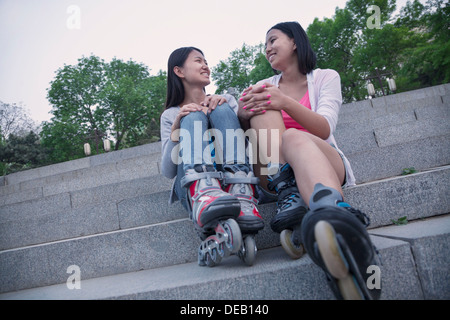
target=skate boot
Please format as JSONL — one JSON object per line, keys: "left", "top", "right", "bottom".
{"left": 223, "top": 170, "right": 264, "bottom": 266}
{"left": 181, "top": 165, "right": 242, "bottom": 267}
{"left": 300, "top": 183, "right": 382, "bottom": 300}
{"left": 267, "top": 163, "right": 308, "bottom": 259}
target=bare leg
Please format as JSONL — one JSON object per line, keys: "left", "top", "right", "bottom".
{"left": 249, "top": 110, "right": 286, "bottom": 192}
{"left": 281, "top": 129, "right": 346, "bottom": 205}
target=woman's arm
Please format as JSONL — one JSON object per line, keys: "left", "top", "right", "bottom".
{"left": 238, "top": 72, "right": 342, "bottom": 140}
{"left": 160, "top": 109, "right": 179, "bottom": 179}
{"left": 282, "top": 94, "right": 330, "bottom": 140}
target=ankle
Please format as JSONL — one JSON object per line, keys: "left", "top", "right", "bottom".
{"left": 309, "top": 183, "right": 343, "bottom": 211}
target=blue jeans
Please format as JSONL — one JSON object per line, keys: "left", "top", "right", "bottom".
{"left": 174, "top": 103, "right": 251, "bottom": 211}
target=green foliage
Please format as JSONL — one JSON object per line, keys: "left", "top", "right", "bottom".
{"left": 392, "top": 216, "right": 408, "bottom": 225}
{"left": 307, "top": 0, "right": 450, "bottom": 102}
{"left": 401, "top": 167, "right": 417, "bottom": 175}
{"left": 0, "top": 131, "right": 48, "bottom": 175}
{"left": 212, "top": 43, "right": 273, "bottom": 95}
{"left": 42, "top": 55, "right": 167, "bottom": 163}
{"left": 40, "top": 119, "right": 86, "bottom": 163}
{"left": 396, "top": 0, "right": 450, "bottom": 89}
{"left": 213, "top": 0, "right": 449, "bottom": 103}
{"left": 115, "top": 70, "right": 167, "bottom": 148}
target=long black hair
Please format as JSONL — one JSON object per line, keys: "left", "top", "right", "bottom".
{"left": 165, "top": 46, "right": 205, "bottom": 109}
{"left": 268, "top": 21, "right": 316, "bottom": 75}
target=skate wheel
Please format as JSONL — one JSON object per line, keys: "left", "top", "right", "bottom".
{"left": 223, "top": 219, "right": 242, "bottom": 254}
{"left": 241, "top": 236, "right": 257, "bottom": 266}
{"left": 337, "top": 273, "right": 364, "bottom": 300}
{"left": 280, "top": 229, "right": 304, "bottom": 259}
{"left": 314, "top": 221, "right": 363, "bottom": 300}
{"left": 206, "top": 248, "right": 222, "bottom": 267}
{"left": 314, "top": 221, "right": 348, "bottom": 278}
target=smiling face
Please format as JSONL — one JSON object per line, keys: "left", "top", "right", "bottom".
{"left": 174, "top": 49, "right": 210, "bottom": 87}
{"left": 265, "top": 28, "right": 297, "bottom": 72}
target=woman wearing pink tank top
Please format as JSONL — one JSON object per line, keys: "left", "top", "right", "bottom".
{"left": 237, "top": 21, "right": 381, "bottom": 300}
{"left": 281, "top": 90, "right": 311, "bottom": 132}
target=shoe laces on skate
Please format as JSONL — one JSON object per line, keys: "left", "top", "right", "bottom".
{"left": 277, "top": 187, "right": 302, "bottom": 210}
{"left": 337, "top": 202, "right": 371, "bottom": 227}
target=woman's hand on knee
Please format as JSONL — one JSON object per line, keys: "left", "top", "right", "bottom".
{"left": 238, "top": 83, "right": 282, "bottom": 115}
{"left": 201, "top": 94, "right": 227, "bottom": 111}
{"left": 237, "top": 91, "right": 266, "bottom": 120}
{"left": 172, "top": 103, "right": 203, "bottom": 132}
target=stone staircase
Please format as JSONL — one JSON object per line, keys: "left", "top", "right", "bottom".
{"left": 0, "top": 84, "right": 449, "bottom": 300}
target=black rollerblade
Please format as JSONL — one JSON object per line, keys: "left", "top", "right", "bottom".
{"left": 300, "top": 183, "right": 382, "bottom": 299}
{"left": 267, "top": 163, "right": 308, "bottom": 259}
{"left": 224, "top": 170, "right": 264, "bottom": 266}
{"left": 181, "top": 165, "right": 243, "bottom": 267}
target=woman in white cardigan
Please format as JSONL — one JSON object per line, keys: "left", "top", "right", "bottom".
{"left": 238, "top": 21, "right": 380, "bottom": 300}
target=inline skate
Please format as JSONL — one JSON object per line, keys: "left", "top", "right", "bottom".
{"left": 267, "top": 163, "right": 308, "bottom": 259}
{"left": 300, "top": 183, "right": 382, "bottom": 299}
{"left": 181, "top": 165, "right": 243, "bottom": 267}
{"left": 223, "top": 170, "right": 264, "bottom": 266}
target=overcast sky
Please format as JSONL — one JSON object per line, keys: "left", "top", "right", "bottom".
{"left": 0, "top": 0, "right": 413, "bottom": 124}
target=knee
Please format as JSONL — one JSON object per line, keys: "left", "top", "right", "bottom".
{"left": 209, "top": 102, "right": 234, "bottom": 117}
{"left": 282, "top": 129, "right": 312, "bottom": 150}
{"left": 180, "top": 110, "right": 207, "bottom": 126}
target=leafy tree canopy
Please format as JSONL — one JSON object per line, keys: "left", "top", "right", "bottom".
{"left": 42, "top": 55, "right": 167, "bottom": 163}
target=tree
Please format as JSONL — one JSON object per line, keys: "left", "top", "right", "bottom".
{"left": 103, "top": 67, "right": 167, "bottom": 148}
{"left": 248, "top": 51, "right": 274, "bottom": 87}
{"left": 395, "top": 0, "right": 450, "bottom": 89}
{"left": 46, "top": 55, "right": 107, "bottom": 158}
{"left": 212, "top": 0, "right": 448, "bottom": 104}
{"left": 43, "top": 55, "right": 167, "bottom": 163}
{"left": 212, "top": 43, "right": 273, "bottom": 95}
{"left": 307, "top": 0, "right": 449, "bottom": 101}
{"left": 101, "top": 58, "right": 159, "bottom": 149}
{"left": 0, "top": 131, "right": 48, "bottom": 174}
{"left": 0, "top": 101, "right": 37, "bottom": 141}
{"left": 40, "top": 118, "right": 86, "bottom": 163}
{"left": 307, "top": 8, "right": 364, "bottom": 102}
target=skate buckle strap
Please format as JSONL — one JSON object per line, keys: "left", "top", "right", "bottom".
{"left": 222, "top": 176, "right": 259, "bottom": 186}
{"left": 191, "top": 186, "right": 224, "bottom": 201}
{"left": 181, "top": 171, "right": 224, "bottom": 188}
{"left": 267, "top": 167, "right": 296, "bottom": 192}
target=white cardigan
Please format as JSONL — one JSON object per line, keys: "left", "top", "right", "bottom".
{"left": 258, "top": 69, "right": 355, "bottom": 186}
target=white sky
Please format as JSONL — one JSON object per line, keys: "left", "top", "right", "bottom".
{"left": 0, "top": 0, "right": 413, "bottom": 124}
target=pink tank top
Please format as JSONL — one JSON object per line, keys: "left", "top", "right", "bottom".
{"left": 282, "top": 90, "right": 311, "bottom": 132}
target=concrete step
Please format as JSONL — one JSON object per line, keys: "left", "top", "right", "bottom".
{"left": 0, "top": 151, "right": 163, "bottom": 206}
{"left": 1, "top": 163, "right": 448, "bottom": 251}
{"left": 2, "top": 115, "right": 449, "bottom": 208}
{"left": 1, "top": 166, "right": 448, "bottom": 292}
{"left": 346, "top": 133, "right": 450, "bottom": 184}
{"left": 370, "top": 83, "right": 450, "bottom": 109}
{"left": 370, "top": 215, "right": 450, "bottom": 300}
{"left": 0, "top": 142, "right": 162, "bottom": 188}
{"left": 339, "top": 93, "right": 447, "bottom": 122}
{"left": 335, "top": 116, "right": 450, "bottom": 155}
{"left": 0, "top": 175, "right": 177, "bottom": 250}
{"left": 337, "top": 103, "right": 449, "bottom": 135}
{"left": 339, "top": 82, "right": 449, "bottom": 119}
{"left": 1, "top": 214, "right": 449, "bottom": 300}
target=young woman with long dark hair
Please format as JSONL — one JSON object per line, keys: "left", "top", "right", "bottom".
{"left": 160, "top": 47, "right": 263, "bottom": 267}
